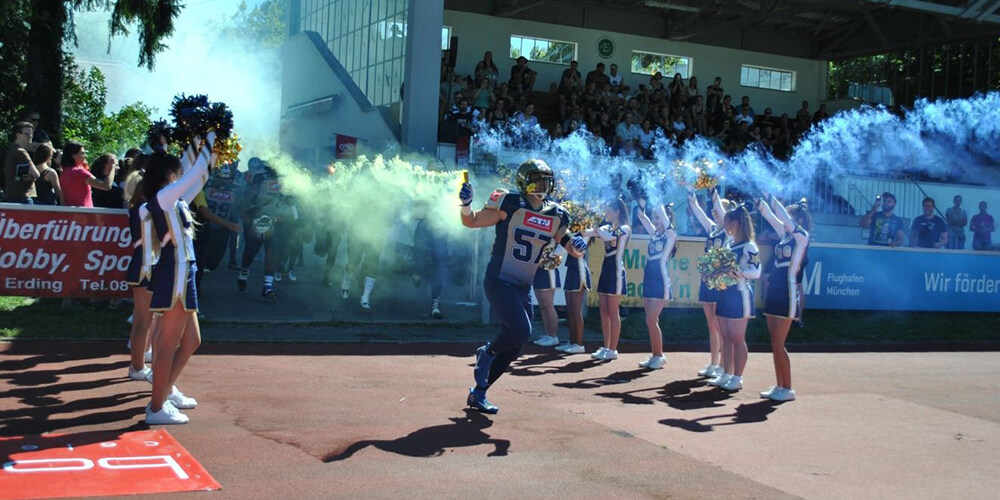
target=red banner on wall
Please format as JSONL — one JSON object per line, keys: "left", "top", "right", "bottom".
{"left": 335, "top": 134, "right": 358, "bottom": 159}
{"left": 0, "top": 203, "right": 131, "bottom": 298}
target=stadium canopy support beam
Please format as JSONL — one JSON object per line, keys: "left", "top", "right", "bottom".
{"left": 401, "top": 0, "right": 444, "bottom": 154}
{"left": 872, "top": 0, "right": 1000, "bottom": 23}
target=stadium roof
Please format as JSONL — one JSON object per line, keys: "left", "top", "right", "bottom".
{"left": 445, "top": 0, "right": 1000, "bottom": 60}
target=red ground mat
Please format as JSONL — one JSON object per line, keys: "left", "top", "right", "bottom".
{"left": 0, "top": 429, "right": 220, "bottom": 499}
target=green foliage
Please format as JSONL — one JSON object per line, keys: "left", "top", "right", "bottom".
{"left": 218, "top": 0, "right": 287, "bottom": 49}
{"left": 69, "top": 0, "right": 183, "bottom": 69}
{"left": 631, "top": 52, "right": 686, "bottom": 78}
{"left": 62, "top": 63, "right": 151, "bottom": 155}
{"left": 0, "top": 0, "right": 31, "bottom": 130}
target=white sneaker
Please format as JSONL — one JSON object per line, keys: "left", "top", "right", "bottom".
{"left": 560, "top": 344, "right": 585, "bottom": 354}
{"left": 720, "top": 375, "right": 743, "bottom": 392}
{"left": 709, "top": 365, "right": 724, "bottom": 378}
{"left": 640, "top": 355, "right": 667, "bottom": 369}
{"left": 360, "top": 295, "right": 371, "bottom": 309}
{"left": 591, "top": 347, "right": 608, "bottom": 359}
{"left": 144, "top": 347, "right": 153, "bottom": 363}
{"left": 128, "top": 365, "right": 152, "bottom": 382}
{"left": 598, "top": 349, "right": 618, "bottom": 361}
{"left": 275, "top": 272, "right": 283, "bottom": 283}
{"left": 340, "top": 274, "right": 352, "bottom": 299}
{"left": 699, "top": 364, "right": 722, "bottom": 378}
{"left": 708, "top": 373, "right": 731, "bottom": 387}
{"left": 146, "top": 402, "right": 189, "bottom": 425}
{"left": 533, "top": 335, "right": 560, "bottom": 347}
{"left": 168, "top": 386, "right": 198, "bottom": 409}
{"left": 287, "top": 269, "right": 297, "bottom": 282}
{"left": 769, "top": 387, "right": 796, "bottom": 402}
{"left": 759, "top": 386, "right": 779, "bottom": 398}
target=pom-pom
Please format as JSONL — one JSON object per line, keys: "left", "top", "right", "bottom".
{"left": 146, "top": 119, "right": 173, "bottom": 150}
{"left": 697, "top": 246, "right": 739, "bottom": 291}
{"left": 205, "top": 102, "right": 234, "bottom": 140}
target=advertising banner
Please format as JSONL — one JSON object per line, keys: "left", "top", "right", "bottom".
{"left": 0, "top": 204, "right": 131, "bottom": 298}
{"left": 800, "top": 243, "right": 1000, "bottom": 312}
{"left": 335, "top": 134, "right": 358, "bottom": 159}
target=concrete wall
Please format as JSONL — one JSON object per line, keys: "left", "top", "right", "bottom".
{"left": 444, "top": 10, "right": 828, "bottom": 116}
{"left": 280, "top": 32, "right": 399, "bottom": 165}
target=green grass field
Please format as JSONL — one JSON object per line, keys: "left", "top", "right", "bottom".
{"left": 3, "top": 296, "right": 999, "bottom": 346}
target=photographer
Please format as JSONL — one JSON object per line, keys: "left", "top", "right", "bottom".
{"left": 4, "top": 121, "right": 41, "bottom": 204}
{"left": 860, "top": 191, "right": 906, "bottom": 247}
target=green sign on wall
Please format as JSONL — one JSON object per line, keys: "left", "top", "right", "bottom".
{"left": 597, "top": 37, "right": 615, "bottom": 59}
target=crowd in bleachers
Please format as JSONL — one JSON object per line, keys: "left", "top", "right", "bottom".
{"left": 439, "top": 51, "right": 832, "bottom": 160}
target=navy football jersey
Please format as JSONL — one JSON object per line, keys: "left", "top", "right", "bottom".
{"left": 484, "top": 189, "right": 571, "bottom": 286}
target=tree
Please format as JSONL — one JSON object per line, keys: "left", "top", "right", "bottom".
{"left": 0, "top": 0, "right": 31, "bottom": 132}
{"left": 62, "top": 63, "right": 153, "bottom": 156}
{"left": 16, "top": 0, "right": 182, "bottom": 146}
{"left": 218, "top": 0, "right": 286, "bottom": 50}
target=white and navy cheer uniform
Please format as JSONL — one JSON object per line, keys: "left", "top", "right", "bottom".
{"left": 698, "top": 226, "right": 729, "bottom": 303}
{"left": 590, "top": 225, "right": 631, "bottom": 296}
{"left": 141, "top": 145, "right": 212, "bottom": 312}
{"left": 764, "top": 226, "right": 809, "bottom": 319}
{"left": 125, "top": 205, "right": 149, "bottom": 289}
{"left": 642, "top": 229, "right": 677, "bottom": 300}
{"left": 716, "top": 240, "right": 761, "bottom": 319}
{"left": 562, "top": 251, "right": 591, "bottom": 291}
{"left": 532, "top": 266, "right": 561, "bottom": 291}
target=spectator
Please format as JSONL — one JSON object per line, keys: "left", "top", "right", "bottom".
{"left": 759, "top": 107, "right": 775, "bottom": 128}
{"left": 686, "top": 76, "right": 701, "bottom": 104}
{"left": 19, "top": 110, "right": 50, "bottom": 143}
{"left": 614, "top": 113, "right": 640, "bottom": 155}
{"left": 649, "top": 72, "right": 665, "bottom": 93}
{"left": 970, "top": 201, "right": 994, "bottom": 251}
{"left": 92, "top": 153, "right": 125, "bottom": 209}
{"left": 795, "top": 100, "right": 812, "bottom": 130}
{"left": 813, "top": 103, "right": 829, "bottom": 123}
{"left": 689, "top": 95, "right": 707, "bottom": 134}
{"left": 636, "top": 119, "right": 656, "bottom": 159}
{"left": 585, "top": 62, "right": 611, "bottom": 88}
{"left": 859, "top": 192, "right": 905, "bottom": 247}
{"left": 512, "top": 103, "right": 539, "bottom": 128}
{"left": 739, "top": 95, "right": 756, "bottom": 117}
{"left": 32, "top": 143, "right": 62, "bottom": 205}
{"left": 440, "top": 70, "right": 462, "bottom": 109}
{"left": 509, "top": 56, "right": 537, "bottom": 94}
{"left": 59, "top": 141, "right": 115, "bottom": 207}
{"left": 735, "top": 104, "right": 754, "bottom": 126}
{"left": 472, "top": 78, "right": 495, "bottom": 114}
{"left": 608, "top": 63, "right": 623, "bottom": 89}
{"left": 559, "top": 60, "right": 583, "bottom": 94}
{"left": 706, "top": 77, "right": 724, "bottom": 102}
{"left": 486, "top": 99, "right": 510, "bottom": 129}
{"left": 4, "top": 121, "right": 40, "bottom": 204}
{"left": 668, "top": 73, "right": 686, "bottom": 105}
{"left": 910, "top": 197, "right": 948, "bottom": 249}
{"left": 944, "top": 195, "right": 968, "bottom": 249}
{"left": 474, "top": 51, "right": 500, "bottom": 89}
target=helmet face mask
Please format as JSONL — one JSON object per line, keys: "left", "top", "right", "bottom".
{"left": 516, "top": 159, "right": 555, "bottom": 197}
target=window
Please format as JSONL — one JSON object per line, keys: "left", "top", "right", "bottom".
{"left": 630, "top": 50, "right": 691, "bottom": 78}
{"left": 740, "top": 64, "right": 795, "bottom": 92}
{"left": 442, "top": 26, "right": 451, "bottom": 50}
{"left": 509, "top": 35, "right": 577, "bottom": 65}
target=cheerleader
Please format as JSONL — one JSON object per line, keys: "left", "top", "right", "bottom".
{"left": 687, "top": 189, "right": 732, "bottom": 378}
{"left": 635, "top": 201, "right": 677, "bottom": 370}
{"left": 710, "top": 205, "right": 761, "bottom": 392}
{"left": 757, "top": 195, "right": 810, "bottom": 402}
{"left": 531, "top": 264, "right": 562, "bottom": 347}
{"left": 460, "top": 160, "right": 586, "bottom": 413}
{"left": 585, "top": 198, "right": 631, "bottom": 361}
{"left": 124, "top": 162, "right": 153, "bottom": 382}
{"left": 555, "top": 238, "right": 591, "bottom": 354}
{"left": 141, "top": 136, "right": 215, "bottom": 425}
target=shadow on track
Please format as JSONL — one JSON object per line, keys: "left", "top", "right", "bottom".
{"left": 553, "top": 368, "right": 652, "bottom": 389}
{"left": 593, "top": 378, "right": 731, "bottom": 410}
{"left": 322, "top": 410, "right": 510, "bottom": 462}
{"left": 659, "top": 400, "right": 782, "bottom": 432}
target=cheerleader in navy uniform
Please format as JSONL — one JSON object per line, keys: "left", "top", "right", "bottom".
{"left": 531, "top": 264, "right": 562, "bottom": 347}
{"left": 555, "top": 238, "right": 591, "bottom": 355}
{"left": 459, "top": 160, "right": 587, "bottom": 413}
{"left": 635, "top": 201, "right": 677, "bottom": 370}
{"left": 757, "top": 195, "right": 811, "bottom": 402}
{"left": 124, "top": 163, "right": 154, "bottom": 382}
{"left": 584, "top": 198, "right": 631, "bottom": 361}
{"left": 140, "top": 136, "right": 216, "bottom": 425}
{"left": 687, "top": 189, "right": 732, "bottom": 378}
{"left": 710, "top": 205, "right": 761, "bottom": 392}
